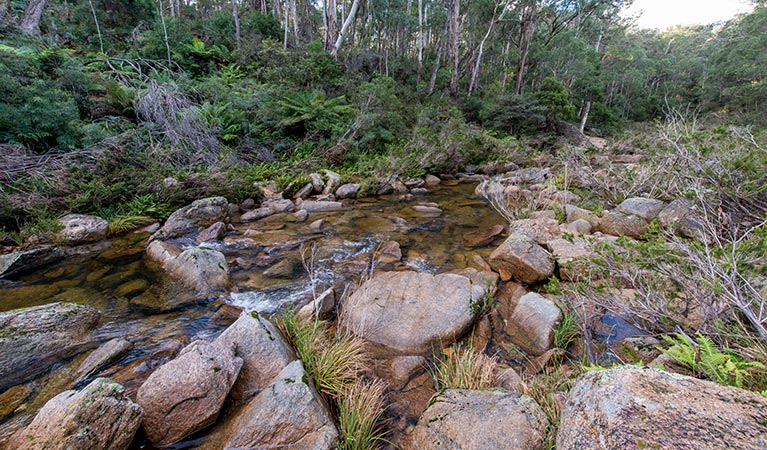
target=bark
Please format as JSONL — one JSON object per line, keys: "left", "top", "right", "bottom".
{"left": 515, "top": 0, "right": 538, "bottom": 95}
{"left": 87, "top": 0, "right": 104, "bottom": 54}
{"left": 324, "top": 0, "right": 338, "bottom": 51}
{"left": 579, "top": 33, "right": 602, "bottom": 133}
{"left": 449, "top": 0, "right": 460, "bottom": 95}
{"left": 158, "top": 0, "right": 172, "bottom": 65}
{"left": 429, "top": 19, "right": 450, "bottom": 95}
{"left": 331, "top": 0, "right": 360, "bottom": 56}
{"left": 417, "top": 0, "right": 423, "bottom": 79}
{"left": 232, "top": 0, "right": 241, "bottom": 50}
{"left": 20, "top": 0, "right": 46, "bottom": 35}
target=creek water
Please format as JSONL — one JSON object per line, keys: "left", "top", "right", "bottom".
{"left": 0, "top": 181, "right": 509, "bottom": 447}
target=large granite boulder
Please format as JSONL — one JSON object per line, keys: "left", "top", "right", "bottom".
{"left": 506, "top": 292, "right": 561, "bottom": 356}
{"left": 557, "top": 366, "right": 767, "bottom": 450}
{"left": 343, "top": 271, "right": 484, "bottom": 354}
{"left": 58, "top": 214, "right": 109, "bottom": 245}
{"left": 213, "top": 312, "right": 295, "bottom": 401}
{"left": 136, "top": 340, "right": 243, "bottom": 447}
{"left": 163, "top": 247, "right": 231, "bottom": 296}
{"left": 599, "top": 210, "right": 649, "bottom": 238}
{"left": 154, "top": 197, "right": 229, "bottom": 239}
{"left": 0, "top": 302, "right": 100, "bottom": 391}
{"left": 7, "top": 378, "right": 142, "bottom": 450}
{"left": 406, "top": 389, "right": 548, "bottom": 450}
{"left": 489, "top": 234, "right": 555, "bottom": 284}
{"left": 223, "top": 360, "right": 338, "bottom": 449}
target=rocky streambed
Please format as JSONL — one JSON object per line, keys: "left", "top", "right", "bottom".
{"left": 1, "top": 170, "right": 766, "bottom": 450}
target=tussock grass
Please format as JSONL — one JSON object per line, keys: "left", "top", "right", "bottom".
{"left": 434, "top": 343, "right": 497, "bottom": 391}
{"left": 523, "top": 367, "right": 575, "bottom": 450}
{"left": 336, "top": 379, "right": 388, "bottom": 450}
{"left": 276, "top": 311, "right": 369, "bottom": 398}
{"left": 107, "top": 215, "right": 156, "bottom": 235}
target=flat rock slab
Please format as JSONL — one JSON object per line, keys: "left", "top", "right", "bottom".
{"left": 223, "top": 360, "right": 338, "bottom": 449}
{"left": 344, "top": 271, "right": 483, "bottom": 354}
{"left": 300, "top": 201, "right": 344, "bottom": 212}
{"left": 406, "top": 389, "right": 548, "bottom": 450}
{"left": 154, "top": 197, "right": 229, "bottom": 240}
{"left": 8, "top": 378, "right": 143, "bottom": 450}
{"left": 557, "top": 366, "right": 767, "bottom": 450}
{"left": 0, "top": 302, "right": 100, "bottom": 391}
{"left": 0, "top": 246, "right": 64, "bottom": 279}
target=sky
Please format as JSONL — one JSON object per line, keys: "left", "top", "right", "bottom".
{"left": 622, "top": 0, "right": 755, "bottom": 29}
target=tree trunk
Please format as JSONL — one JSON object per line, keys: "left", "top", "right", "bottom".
{"left": 468, "top": 0, "right": 508, "bottom": 96}
{"left": 579, "top": 33, "right": 602, "bottom": 133}
{"left": 449, "top": 0, "right": 460, "bottom": 95}
{"left": 20, "top": 0, "right": 46, "bottom": 35}
{"left": 87, "top": 0, "right": 104, "bottom": 53}
{"left": 324, "top": 0, "right": 338, "bottom": 51}
{"left": 417, "top": 0, "right": 423, "bottom": 79}
{"left": 158, "top": 0, "right": 172, "bottom": 64}
{"left": 515, "top": 0, "right": 537, "bottom": 95}
{"left": 429, "top": 19, "right": 450, "bottom": 95}
{"left": 331, "top": 0, "right": 361, "bottom": 56}
{"left": 231, "top": 0, "right": 241, "bottom": 50}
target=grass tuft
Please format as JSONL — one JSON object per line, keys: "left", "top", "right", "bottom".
{"left": 107, "top": 215, "right": 156, "bottom": 235}
{"left": 434, "top": 343, "right": 496, "bottom": 391}
{"left": 336, "top": 379, "right": 389, "bottom": 450}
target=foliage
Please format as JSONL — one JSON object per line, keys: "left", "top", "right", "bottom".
{"left": 433, "top": 343, "right": 496, "bottom": 391}
{"left": 336, "top": 379, "right": 388, "bottom": 450}
{"left": 662, "top": 332, "right": 765, "bottom": 389}
{"left": 553, "top": 307, "right": 579, "bottom": 350}
{"left": 536, "top": 77, "right": 576, "bottom": 124}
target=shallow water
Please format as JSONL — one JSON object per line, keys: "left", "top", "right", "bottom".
{"left": 0, "top": 182, "right": 508, "bottom": 446}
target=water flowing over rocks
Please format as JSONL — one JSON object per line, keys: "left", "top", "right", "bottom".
{"left": 344, "top": 271, "right": 485, "bottom": 354}
{"left": 136, "top": 340, "right": 243, "bottom": 447}
{"left": 7, "top": 378, "right": 143, "bottom": 450}
{"left": 556, "top": 366, "right": 767, "bottom": 450}
{"left": 0, "top": 302, "right": 100, "bottom": 391}
{"left": 406, "top": 389, "right": 548, "bottom": 450}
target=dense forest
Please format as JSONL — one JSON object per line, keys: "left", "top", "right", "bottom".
{"left": 0, "top": 0, "right": 765, "bottom": 237}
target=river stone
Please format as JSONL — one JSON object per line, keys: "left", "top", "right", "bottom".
{"left": 214, "top": 312, "right": 295, "bottom": 402}
{"left": 508, "top": 218, "right": 562, "bottom": 245}
{"left": 241, "top": 207, "right": 273, "bottom": 222}
{"left": 264, "top": 199, "right": 295, "bottom": 214}
{"left": 136, "top": 340, "right": 243, "bottom": 448}
{"left": 424, "top": 174, "right": 441, "bottom": 186}
{"left": 344, "top": 271, "right": 483, "bottom": 354}
{"left": 507, "top": 292, "right": 562, "bottom": 356}
{"left": 164, "top": 247, "right": 231, "bottom": 296}
{"left": 556, "top": 366, "right": 767, "bottom": 450}
{"left": 300, "top": 200, "right": 344, "bottom": 212}
{"left": 463, "top": 224, "right": 506, "bottom": 247}
{"left": 223, "top": 360, "right": 338, "bottom": 449}
{"left": 154, "top": 197, "right": 229, "bottom": 239}
{"left": 7, "top": 378, "right": 143, "bottom": 450}
{"left": 0, "top": 246, "right": 64, "bottom": 279}
{"left": 406, "top": 389, "right": 548, "bottom": 450}
{"left": 310, "top": 173, "right": 324, "bottom": 192}
{"left": 565, "top": 204, "right": 599, "bottom": 225}
{"left": 57, "top": 214, "right": 109, "bottom": 245}
{"left": 0, "top": 302, "right": 100, "bottom": 391}
{"left": 145, "top": 240, "right": 181, "bottom": 267}
{"left": 297, "top": 288, "right": 336, "bottom": 321}
{"left": 322, "top": 169, "right": 342, "bottom": 195}
{"left": 562, "top": 218, "right": 592, "bottom": 235}
{"left": 546, "top": 238, "right": 594, "bottom": 281}
{"left": 295, "top": 182, "right": 314, "bottom": 199}
{"left": 616, "top": 197, "right": 666, "bottom": 221}
{"left": 75, "top": 338, "right": 134, "bottom": 381}
{"left": 489, "top": 234, "right": 555, "bottom": 284}
{"left": 599, "top": 210, "right": 649, "bottom": 238}
{"left": 412, "top": 205, "right": 442, "bottom": 215}
{"left": 335, "top": 183, "right": 361, "bottom": 199}
{"left": 197, "top": 221, "right": 226, "bottom": 243}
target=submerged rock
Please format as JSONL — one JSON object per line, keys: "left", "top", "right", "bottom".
{"left": 222, "top": 360, "right": 338, "bottom": 449}
{"left": 7, "top": 378, "right": 143, "bottom": 450}
{"left": 57, "top": 214, "right": 109, "bottom": 245}
{"left": 557, "top": 366, "right": 767, "bottom": 450}
{"left": 0, "top": 246, "right": 64, "bottom": 279}
{"left": 344, "top": 271, "right": 483, "bottom": 354}
{"left": 136, "top": 340, "right": 243, "bottom": 448}
{"left": 75, "top": 338, "right": 134, "bottom": 381}
{"left": 406, "top": 389, "right": 548, "bottom": 450}
{"left": 0, "top": 302, "right": 100, "bottom": 391}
